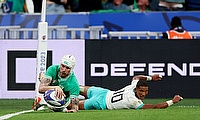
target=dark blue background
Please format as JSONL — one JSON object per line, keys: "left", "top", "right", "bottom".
{"left": 0, "top": 12, "right": 200, "bottom": 34}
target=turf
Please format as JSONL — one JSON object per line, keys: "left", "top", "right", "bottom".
{"left": 0, "top": 99, "right": 200, "bottom": 120}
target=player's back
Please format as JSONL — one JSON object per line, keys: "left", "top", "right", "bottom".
{"left": 106, "top": 83, "right": 144, "bottom": 110}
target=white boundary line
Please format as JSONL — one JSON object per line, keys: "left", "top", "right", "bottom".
{"left": 0, "top": 106, "right": 199, "bottom": 119}
{"left": 0, "top": 107, "right": 46, "bottom": 120}
{"left": 0, "top": 110, "right": 34, "bottom": 120}
{"left": 178, "top": 106, "right": 200, "bottom": 107}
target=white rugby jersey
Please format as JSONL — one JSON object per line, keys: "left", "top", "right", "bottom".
{"left": 106, "top": 80, "right": 144, "bottom": 110}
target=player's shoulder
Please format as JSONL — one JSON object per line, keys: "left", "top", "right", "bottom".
{"left": 46, "top": 64, "right": 60, "bottom": 73}
{"left": 69, "top": 72, "right": 78, "bottom": 79}
{"left": 131, "top": 80, "right": 139, "bottom": 85}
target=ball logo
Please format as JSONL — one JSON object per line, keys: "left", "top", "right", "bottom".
{"left": 42, "top": 35, "right": 46, "bottom": 40}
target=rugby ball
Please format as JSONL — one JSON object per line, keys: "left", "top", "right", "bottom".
{"left": 44, "top": 90, "right": 66, "bottom": 107}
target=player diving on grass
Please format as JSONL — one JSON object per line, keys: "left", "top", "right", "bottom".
{"left": 32, "top": 54, "right": 80, "bottom": 113}
{"left": 76, "top": 74, "right": 183, "bottom": 110}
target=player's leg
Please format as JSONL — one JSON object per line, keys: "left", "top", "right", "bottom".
{"left": 78, "top": 86, "right": 93, "bottom": 110}
{"left": 79, "top": 86, "right": 109, "bottom": 110}
{"left": 80, "top": 86, "right": 91, "bottom": 99}
{"left": 78, "top": 100, "right": 86, "bottom": 110}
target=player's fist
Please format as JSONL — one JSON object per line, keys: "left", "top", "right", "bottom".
{"left": 151, "top": 74, "right": 162, "bottom": 81}
{"left": 172, "top": 95, "right": 183, "bottom": 103}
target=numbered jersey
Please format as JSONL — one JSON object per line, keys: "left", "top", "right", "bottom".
{"left": 106, "top": 80, "right": 144, "bottom": 110}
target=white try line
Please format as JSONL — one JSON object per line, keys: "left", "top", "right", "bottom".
{"left": 0, "top": 110, "right": 34, "bottom": 120}
{"left": 178, "top": 106, "right": 200, "bottom": 108}
{"left": 0, "top": 107, "right": 46, "bottom": 120}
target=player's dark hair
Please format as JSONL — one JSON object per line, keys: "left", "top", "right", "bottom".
{"left": 136, "top": 80, "right": 148, "bottom": 88}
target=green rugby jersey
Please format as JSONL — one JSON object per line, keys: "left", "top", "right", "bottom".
{"left": 45, "top": 64, "right": 80, "bottom": 101}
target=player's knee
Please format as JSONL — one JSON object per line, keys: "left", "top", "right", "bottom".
{"left": 80, "top": 85, "right": 85, "bottom": 93}
{"left": 80, "top": 86, "right": 90, "bottom": 98}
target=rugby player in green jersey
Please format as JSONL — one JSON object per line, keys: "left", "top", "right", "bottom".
{"left": 33, "top": 54, "right": 80, "bottom": 113}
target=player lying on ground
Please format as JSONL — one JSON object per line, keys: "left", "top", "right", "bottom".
{"left": 77, "top": 74, "right": 183, "bottom": 110}
{"left": 32, "top": 54, "right": 80, "bottom": 113}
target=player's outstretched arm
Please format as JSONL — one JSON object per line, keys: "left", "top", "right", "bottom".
{"left": 142, "top": 95, "right": 183, "bottom": 109}
{"left": 132, "top": 74, "right": 162, "bottom": 81}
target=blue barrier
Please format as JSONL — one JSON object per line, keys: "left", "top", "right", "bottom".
{"left": 90, "top": 12, "right": 200, "bottom": 33}
{"left": 0, "top": 13, "right": 89, "bottom": 28}
{"left": 0, "top": 12, "right": 200, "bottom": 34}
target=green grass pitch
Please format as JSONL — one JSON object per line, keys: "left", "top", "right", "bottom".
{"left": 0, "top": 99, "right": 200, "bottom": 120}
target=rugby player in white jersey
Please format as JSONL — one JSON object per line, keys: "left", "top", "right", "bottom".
{"left": 78, "top": 74, "right": 183, "bottom": 110}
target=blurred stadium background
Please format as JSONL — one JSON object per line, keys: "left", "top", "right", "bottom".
{"left": 0, "top": 0, "right": 200, "bottom": 108}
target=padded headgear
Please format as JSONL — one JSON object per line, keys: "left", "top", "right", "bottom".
{"left": 60, "top": 54, "right": 76, "bottom": 71}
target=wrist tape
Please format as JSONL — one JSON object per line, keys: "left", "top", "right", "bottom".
{"left": 166, "top": 100, "right": 173, "bottom": 106}
{"left": 146, "top": 76, "right": 152, "bottom": 81}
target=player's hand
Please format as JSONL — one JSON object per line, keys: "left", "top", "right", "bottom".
{"left": 172, "top": 95, "right": 183, "bottom": 103}
{"left": 64, "top": 109, "right": 78, "bottom": 113}
{"left": 38, "top": 73, "right": 45, "bottom": 82}
{"left": 151, "top": 74, "right": 162, "bottom": 81}
{"left": 54, "top": 86, "right": 66, "bottom": 99}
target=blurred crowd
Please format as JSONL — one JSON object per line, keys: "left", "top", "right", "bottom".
{"left": 0, "top": 0, "right": 200, "bottom": 13}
